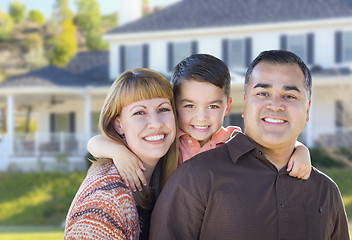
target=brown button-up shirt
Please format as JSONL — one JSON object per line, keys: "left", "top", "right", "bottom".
{"left": 150, "top": 133, "right": 350, "bottom": 240}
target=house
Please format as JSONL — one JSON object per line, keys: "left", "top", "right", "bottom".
{"left": 104, "top": 0, "right": 352, "bottom": 147}
{"left": 0, "top": 0, "right": 351, "bottom": 171}
{"left": 0, "top": 51, "right": 111, "bottom": 171}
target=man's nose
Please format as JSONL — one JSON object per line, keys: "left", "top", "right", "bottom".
{"left": 266, "top": 95, "right": 284, "bottom": 112}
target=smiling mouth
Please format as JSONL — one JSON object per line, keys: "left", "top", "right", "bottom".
{"left": 144, "top": 134, "right": 166, "bottom": 141}
{"left": 263, "top": 118, "right": 286, "bottom": 123}
{"left": 192, "top": 125, "right": 210, "bottom": 130}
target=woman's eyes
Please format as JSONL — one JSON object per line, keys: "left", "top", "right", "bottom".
{"left": 159, "top": 107, "right": 171, "bottom": 113}
{"left": 133, "top": 108, "right": 171, "bottom": 116}
{"left": 133, "top": 111, "right": 145, "bottom": 116}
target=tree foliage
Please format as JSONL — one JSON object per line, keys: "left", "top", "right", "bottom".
{"left": 9, "top": 1, "right": 26, "bottom": 23}
{"left": 0, "top": 9, "right": 14, "bottom": 40}
{"left": 53, "top": 0, "right": 74, "bottom": 23}
{"left": 28, "top": 9, "right": 45, "bottom": 25}
{"left": 75, "top": 0, "right": 108, "bottom": 50}
{"left": 49, "top": 20, "right": 78, "bottom": 68}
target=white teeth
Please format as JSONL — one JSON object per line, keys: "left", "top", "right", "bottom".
{"left": 264, "top": 118, "right": 284, "bottom": 123}
{"left": 194, "top": 125, "right": 208, "bottom": 129}
{"left": 145, "top": 135, "right": 165, "bottom": 141}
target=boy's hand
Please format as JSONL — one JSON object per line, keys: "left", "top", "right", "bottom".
{"left": 113, "top": 156, "right": 147, "bottom": 192}
{"left": 287, "top": 143, "right": 312, "bottom": 180}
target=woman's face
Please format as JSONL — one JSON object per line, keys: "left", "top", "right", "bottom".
{"left": 114, "top": 98, "right": 176, "bottom": 167}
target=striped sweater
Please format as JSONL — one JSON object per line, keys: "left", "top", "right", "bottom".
{"left": 64, "top": 160, "right": 140, "bottom": 240}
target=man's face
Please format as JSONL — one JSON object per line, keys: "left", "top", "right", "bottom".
{"left": 242, "top": 61, "right": 311, "bottom": 150}
{"left": 176, "top": 79, "right": 231, "bottom": 146}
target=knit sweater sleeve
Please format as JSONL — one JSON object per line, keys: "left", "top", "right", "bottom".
{"left": 64, "top": 161, "right": 140, "bottom": 240}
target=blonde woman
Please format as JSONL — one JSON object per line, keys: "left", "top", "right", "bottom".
{"left": 64, "top": 69, "right": 178, "bottom": 240}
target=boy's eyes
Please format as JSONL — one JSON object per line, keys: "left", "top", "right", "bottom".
{"left": 183, "top": 104, "right": 195, "bottom": 108}
{"left": 208, "top": 105, "right": 220, "bottom": 109}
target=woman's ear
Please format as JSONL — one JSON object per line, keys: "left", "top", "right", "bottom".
{"left": 113, "top": 117, "right": 124, "bottom": 135}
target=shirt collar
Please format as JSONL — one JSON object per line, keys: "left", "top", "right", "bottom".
{"left": 225, "top": 132, "right": 258, "bottom": 164}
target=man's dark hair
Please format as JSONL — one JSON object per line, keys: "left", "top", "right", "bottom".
{"left": 244, "top": 50, "right": 312, "bottom": 99}
{"left": 171, "top": 54, "right": 231, "bottom": 100}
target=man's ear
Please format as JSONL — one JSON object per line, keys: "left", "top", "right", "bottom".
{"left": 113, "top": 117, "right": 124, "bottom": 135}
{"left": 306, "top": 100, "right": 311, "bottom": 122}
{"left": 224, "top": 98, "right": 232, "bottom": 116}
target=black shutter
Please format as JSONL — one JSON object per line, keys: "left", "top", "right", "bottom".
{"left": 191, "top": 41, "right": 198, "bottom": 54}
{"left": 143, "top": 44, "right": 149, "bottom": 68}
{"left": 245, "top": 37, "right": 252, "bottom": 67}
{"left": 280, "top": 35, "right": 287, "bottom": 50}
{"left": 335, "top": 31, "right": 342, "bottom": 63}
{"left": 69, "top": 112, "right": 75, "bottom": 133}
{"left": 222, "top": 39, "right": 229, "bottom": 65}
{"left": 307, "top": 33, "right": 314, "bottom": 65}
{"left": 119, "top": 45, "right": 126, "bottom": 72}
{"left": 167, "top": 42, "right": 174, "bottom": 72}
{"left": 50, "top": 113, "right": 56, "bottom": 133}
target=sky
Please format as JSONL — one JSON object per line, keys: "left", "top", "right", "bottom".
{"left": 0, "top": 0, "right": 180, "bottom": 18}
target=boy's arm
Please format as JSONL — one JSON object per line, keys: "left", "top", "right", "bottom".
{"left": 287, "top": 141, "right": 312, "bottom": 180}
{"left": 87, "top": 135, "right": 147, "bottom": 191}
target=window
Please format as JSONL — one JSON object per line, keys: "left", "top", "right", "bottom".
{"left": 343, "top": 31, "right": 352, "bottom": 62}
{"left": 287, "top": 34, "right": 306, "bottom": 62}
{"left": 125, "top": 45, "right": 143, "bottom": 70}
{"left": 173, "top": 42, "right": 192, "bottom": 68}
{"left": 229, "top": 39, "right": 245, "bottom": 71}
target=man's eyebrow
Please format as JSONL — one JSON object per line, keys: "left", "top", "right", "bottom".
{"left": 284, "top": 85, "right": 300, "bottom": 93}
{"left": 253, "top": 83, "right": 271, "bottom": 89}
{"left": 253, "top": 83, "right": 301, "bottom": 93}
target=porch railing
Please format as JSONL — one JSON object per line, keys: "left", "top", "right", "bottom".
{"left": 12, "top": 132, "right": 86, "bottom": 156}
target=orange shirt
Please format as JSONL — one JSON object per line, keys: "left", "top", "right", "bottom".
{"left": 178, "top": 126, "right": 241, "bottom": 165}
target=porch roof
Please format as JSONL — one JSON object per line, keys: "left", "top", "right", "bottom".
{"left": 107, "top": 0, "right": 352, "bottom": 35}
{"left": 0, "top": 51, "right": 112, "bottom": 90}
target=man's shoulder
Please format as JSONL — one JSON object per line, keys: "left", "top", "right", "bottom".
{"left": 310, "top": 167, "right": 341, "bottom": 192}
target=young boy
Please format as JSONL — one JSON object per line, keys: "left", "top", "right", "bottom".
{"left": 88, "top": 54, "right": 311, "bottom": 192}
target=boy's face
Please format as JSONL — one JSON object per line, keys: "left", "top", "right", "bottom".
{"left": 176, "top": 79, "right": 231, "bottom": 146}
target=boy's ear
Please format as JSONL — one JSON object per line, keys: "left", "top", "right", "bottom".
{"left": 224, "top": 98, "right": 232, "bottom": 116}
{"left": 113, "top": 117, "right": 124, "bottom": 135}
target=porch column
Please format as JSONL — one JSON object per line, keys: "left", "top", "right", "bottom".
{"left": 85, "top": 95, "right": 92, "bottom": 148}
{"left": 306, "top": 92, "right": 314, "bottom": 148}
{"left": 7, "top": 94, "right": 14, "bottom": 155}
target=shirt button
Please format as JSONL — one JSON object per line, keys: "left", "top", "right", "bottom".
{"left": 188, "top": 140, "right": 192, "bottom": 144}
{"left": 258, "top": 150, "right": 263, "bottom": 155}
{"left": 319, "top": 208, "right": 323, "bottom": 213}
{"left": 281, "top": 203, "right": 285, "bottom": 208}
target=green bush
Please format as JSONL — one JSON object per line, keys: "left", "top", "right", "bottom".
{"left": 310, "top": 147, "right": 346, "bottom": 168}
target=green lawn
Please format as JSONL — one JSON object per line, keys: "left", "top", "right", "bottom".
{"left": 0, "top": 226, "right": 63, "bottom": 240}
{"left": 0, "top": 168, "right": 350, "bottom": 238}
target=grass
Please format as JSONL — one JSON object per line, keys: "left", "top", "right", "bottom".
{"left": 0, "top": 168, "right": 351, "bottom": 238}
{"left": 0, "top": 226, "right": 63, "bottom": 240}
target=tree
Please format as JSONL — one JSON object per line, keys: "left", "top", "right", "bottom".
{"left": 9, "top": 1, "right": 26, "bottom": 23}
{"left": 49, "top": 20, "right": 78, "bottom": 67}
{"left": 0, "top": 9, "right": 14, "bottom": 40}
{"left": 28, "top": 9, "right": 45, "bottom": 25}
{"left": 24, "top": 33, "right": 48, "bottom": 70}
{"left": 53, "top": 0, "right": 74, "bottom": 23}
{"left": 75, "top": 0, "right": 108, "bottom": 50}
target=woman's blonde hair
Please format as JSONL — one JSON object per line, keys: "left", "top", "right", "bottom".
{"left": 99, "top": 68, "right": 178, "bottom": 209}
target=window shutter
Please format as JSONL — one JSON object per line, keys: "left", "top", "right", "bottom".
{"left": 280, "top": 35, "right": 287, "bottom": 50}
{"left": 69, "top": 112, "right": 75, "bottom": 133}
{"left": 335, "top": 31, "right": 342, "bottom": 63}
{"left": 245, "top": 37, "right": 252, "bottom": 67}
{"left": 222, "top": 39, "right": 229, "bottom": 65}
{"left": 191, "top": 41, "right": 198, "bottom": 54}
{"left": 119, "top": 45, "right": 126, "bottom": 73}
{"left": 167, "top": 42, "right": 174, "bottom": 72}
{"left": 50, "top": 113, "right": 56, "bottom": 133}
{"left": 307, "top": 33, "right": 314, "bottom": 65}
{"left": 143, "top": 44, "right": 149, "bottom": 68}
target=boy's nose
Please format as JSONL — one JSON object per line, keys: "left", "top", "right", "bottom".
{"left": 196, "top": 109, "right": 208, "bottom": 120}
